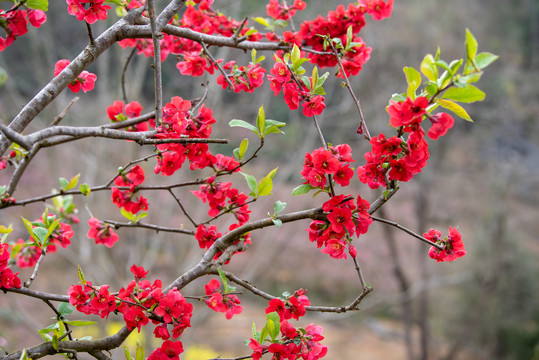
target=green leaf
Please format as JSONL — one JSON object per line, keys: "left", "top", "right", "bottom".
{"left": 123, "top": 345, "right": 134, "bottom": 360}
{"left": 257, "top": 167, "right": 278, "bottom": 197}
{"left": 256, "top": 106, "right": 266, "bottom": 136}
{"left": 263, "top": 119, "right": 286, "bottom": 137}
{"left": 21, "top": 217, "right": 36, "bottom": 239}
{"left": 441, "top": 85, "right": 485, "bottom": 103}
{"left": 266, "top": 312, "right": 280, "bottom": 341}
{"left": 251, "top": 49, "right": 257, "bottom": 64}
{"left": 78, "top": 265, "right": 87, "bottom": 285}
{"left": 345, "top": 25, "right": 353, "bottom": 49}
{"left": 135, "top": 343, "right": 145, "bottom": 360}
{"left": 58, "top": 302, "right": 73, "bottom": 316}
{"left": 238, "top": 138, "right": 249, "bottom": 161}
{"left": 0, "top": 185, "right": 6, "bottom": 196}
{"left": 252, "top": 321, "right": 258, "bottom": 339}
{"left": 292, "top": 183, "right": 312, "bottom": 196}
{"left": 64, "top": 174, "right": 80, "bottom": 191}
{"left": 229, "top": 119, "right": 259, "bottom": 135}
{"left": 135, "top": 212, "right": 148, "bottom": 222}
{"left": 44, "top": 218, "right": 60, "bottom": 244}
{"left": 252, "top": 17, "right": 270, "bottom": 28}
{"left": 436, "top": 99, "right": 473, "bottom": 122}
{"left": 241, "top": 173, "right": 258, "bottom": 197}
{"left": 291, "top": 58, "right": 309, "bottom": 72}
{"left": 0, "top": 225, "right": 13, "bottom": 234}
{"left": 403, "top": 66, "right": 422, "bottom": 98}
{"left": 79, "top": 183, "right": 91, "bottom": 196}
{"left": 52, "top": 335, "right": 59, "bottom": 350}
{"left": 425, "top": 82, "right": 438, "bottom": 97}
{"left": 272, "top": 218, "right": 283, "bottom": 227}
{"left": 121, "top": 208, "right": 137, "bottom": 222}
{"left": 420, "top": 54, "right": 437, "bottom": 81}
{"left": 25, "top": 0, "right": 49, "bottom": 11}
{"left": 311, "top": 66, "right": 319, "bottom": 91}
{"left": 105, "top": 0, "right": 123, "bottom": 5}
{"left": 63, "top": 320, "right": 97, "bottom": 326}
{"left": 465, "top": 28, "right": 478, "bottom": 62}
{"left": 20, "top": 348, "right": 28, "bottom": 360}
{"left": 475, "top": 52, "right": 498, "bottom": 69}
{"left": 273, "top": 201, "right": 287, "bottom": 215}
{"left": 59, "top": 178, "right": 68, "bottom": 190}
{"left": 291, "top": 44, "right": 301, "bottom": 65}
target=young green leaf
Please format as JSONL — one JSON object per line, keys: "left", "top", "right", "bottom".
{"left": 436, "top": 99, "right": 473, "bottom": 122}
{"left": 257, "top": 167, "right": 278, "bottom": 197}
{"left": 292, "top": 183, "right": 313, "bottom": 196}
{"left": 256, "top": 105, "right": 266, "bottom": 136}
{"left": 465, "top": 28, "right": 478, "bottom": 62}
{"left": 241, "top": 173, "right": 258, "bottom": 197}
{"left": 79, "top": 183, "right": 91, "bottom": 196}
{"left": 291, "top": 44, "right": 301, "bottom": 65}
{"left": 420, "top": 54, "right": 437, "bottom": 81}
{"left": 58, "top": 302, "right": 73, "bottom": 317}
{"left": 272, "top": 218, "right": 283, "bottom": 227}
{"left": 25, "top": 0, "right": 49, "bottom": 11}
{"left": 63, "top": 320, "right": 97, "bottom": 326}
{"left": 474, "top": 52, "right": 498, "bottom": 69}
{"left": 78, "top": 264, "right": 87, "bottom": 285}
{"left": 21, "top": 217, "right": 36, "bottom": 240}
{"left": 121, "top": 208, "right": 137, "bottom": 222}
{"left": 252, "top": 17, "right": 270, "bottom": 28}
{"left": 441, "top": 84, "right": 485, "bottom": 103}
{"left": 273, "top": 201, "right": 287, "bottom": 215}
{"left": 64, "top": 174, "right": 80, "bottom": 191}
{"left": 229, "top": 119, "right": 259, "bottom": 136}
{"left": 124, "top": 345, "right": 134, "bottom": 360}
{"left": 135, "top": 342, "right": 145, "bottom": 360}
{"left": 403, "top": 66, "right": 422, "bottom": 98}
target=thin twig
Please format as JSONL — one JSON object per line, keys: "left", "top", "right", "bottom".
{"left": 49, "top": 97, "right": 80, "bottom": 127}
{"left": 105, "top": 220, "right": 195, "bottom": 235}
{"left": 85, "top": 22, "right": 95, "bottom": 46}
{"left": 371, "top": 215, "right": 444, "bottom": 250}
{"left": 6, "top": 143, "right": 41, "bottom": 197}
{"left": 329, "top": 41, "right": 371, "bottom": 140}
{"left": 200, "top": 41, "right": 235, "bottom": 90}
{"left": 121, "top": 47, "right": 137, "bottom": 104}
{"left": 168, "top": 189, "right": 198, "bottom": 227}
{"left": 24, "top": 249, "right": 47, "bottom": 288}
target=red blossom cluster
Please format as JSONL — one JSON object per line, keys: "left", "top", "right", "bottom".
{"left": 300, "top": 144, "right": 354, "bottom": 189}
{"left": 357, "top": 96, "right": 455, "bottom": 189}
{"left": 68, "top": 265, "right": 193, "bottom": 351}
{"left": 268, "top": 58, "right": 326, "bottom": 117}
{"left": 204, "top": 279, "right": 243, "bottom": 319}
{"left": 65, "top": 0, "right": 111, "bottom": 24}
{"left": 424, "top": 227, "right": 466, "bottom": 262}
{"left": 0, "top": 243, "right": 21, "bottom": 289}
{"left": 308, "top": 195, "right": 372, "bottom": 260}
{"left": 249, "top": 289, "right": 328, "bottom": 360}
{"left": 192, "top": 176, "right": 249, "bottom": 221}
{"left": 0, "top": 8, "right": 46, "bottom": 52}
{"left": 111, "top": 165, "right": 148, "bottom": 214}
{"left": 87, "top": 217, "right": 119, "bottom": 247}
{"left": 153, "top": 97, "right": 238, "bottom": 175}
{"left": 266, "top": 0, "right": 307, "bottom": 21}
{"left": 265, "top": 3, "right": 383, "bottom": 77}
{"left": 216, "top": 60, "right": 267, "bottom": 93}
{"left": 106, "top": 100, "right": 154, "bottom": 132}
{"left": 119, "top": 0, "right": 261, "bottom": 68}
{"left": 54, "top": 59, "right": 97, "bottom": 93}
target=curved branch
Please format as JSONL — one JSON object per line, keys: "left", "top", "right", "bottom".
{"left": 0, "top": 326, "right": 132, "bottom": 360}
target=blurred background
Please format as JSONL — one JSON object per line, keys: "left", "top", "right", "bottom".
{"left": 1, "top": 0, "right": 538, "bottom": 359}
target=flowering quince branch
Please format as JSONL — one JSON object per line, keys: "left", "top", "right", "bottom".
{"left": 0, "top": 1, "right": 498, "bottom": 359}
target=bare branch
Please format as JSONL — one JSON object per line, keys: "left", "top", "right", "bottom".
{"left": 371, "top": 215, "right": 444, "bottom": 250}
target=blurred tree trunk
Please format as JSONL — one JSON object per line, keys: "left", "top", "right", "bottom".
{"left": 380, "top": 206, "right": 415, "bottom": 360}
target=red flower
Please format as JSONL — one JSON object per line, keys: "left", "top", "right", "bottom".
{"left": 387, "top": 96, "right": 429, "bottom": 128}
{"left": 87, "top": 217, "right": 119, "bottom": 247}
{"left": 148, "top": 340, "right": 184, "bottom": 360}
{"left": 302, "top": 95, "right": 326, "bottom": 117}
{"left": 427, "top": 112, "right": 454, "bottom": 140}
{"left": 424, "top": 227, "right": 466, "bottom": 262}
{"left": 54, "top": 59, "right": 97, "bottom": 93}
